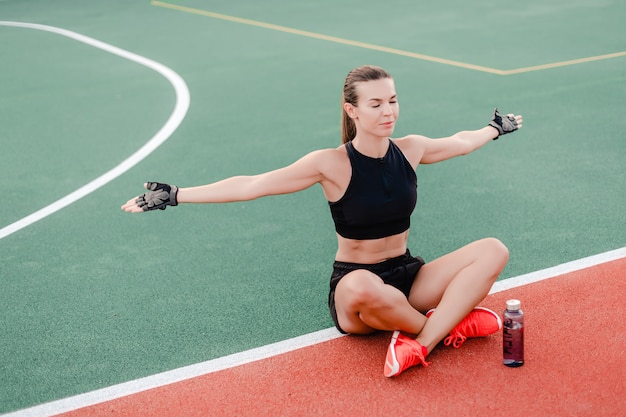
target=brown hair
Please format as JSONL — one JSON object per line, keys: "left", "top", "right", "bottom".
{"left": 340, "top": 65, "right": 392, "bottom": 144}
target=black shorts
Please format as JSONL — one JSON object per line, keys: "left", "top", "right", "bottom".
{"left": 328, "top": 250, "right": 425, "bottom": 334}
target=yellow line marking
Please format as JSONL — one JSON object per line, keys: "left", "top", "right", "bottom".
{"left": 150, "top": 1, "right": 505, "bottom": 74}
{"left": 151, "top": 1, "right": 626, "bottom": 76}
{"left": 500, "top": 51, "right": 626, "bottom": 75}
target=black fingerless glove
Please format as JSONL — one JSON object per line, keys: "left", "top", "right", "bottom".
{"left": 489, "top": 108, "right": 518, "bottom": 139}
{"left": 136, "top": 182, "right": 178, "bottom": 211}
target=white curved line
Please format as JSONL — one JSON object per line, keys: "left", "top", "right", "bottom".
{"left": 0, "top": 21, "right": 190, "bottom": 240}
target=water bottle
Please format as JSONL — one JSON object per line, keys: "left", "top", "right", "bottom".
{"left": 503, "top": 299, "right": 524, "bottom": 367}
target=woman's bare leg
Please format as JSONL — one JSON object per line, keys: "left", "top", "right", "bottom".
{"left": 408, "top": 238, "right": 509, "bottom": 352}
{"left": 334, "top": 270, "right": 427, "bottom": 335}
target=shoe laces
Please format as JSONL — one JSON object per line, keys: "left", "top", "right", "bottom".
{"left": 443, "top": 315, "right": 480, "bottom": 348}
{"left": 443, "top": 308, "right": 500, "bottom": 348}
{"left": 445, "top": 313, "right": 484, "bottom": 348}
{"left": 396, "top": 335, "right": 431, "bottom": 369}
{"left": 443, "top": 332, "right": 467, "bottom": 349}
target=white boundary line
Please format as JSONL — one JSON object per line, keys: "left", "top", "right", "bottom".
{"left": 488, "top": 247, "right": 626, "bottom": 294}
{"left": 3, "top": 247, "right": 624, "bottom": 417}
{"left": 0, "top": 21, "right": 190, "bottom": 240}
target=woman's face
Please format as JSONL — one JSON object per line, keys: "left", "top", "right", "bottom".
{"left": 347, "top": 78, "right": 399, "bottom": 138}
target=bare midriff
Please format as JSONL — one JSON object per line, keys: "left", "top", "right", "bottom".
{"left": 334, "top": 229, "right": 410, "bottom": 264}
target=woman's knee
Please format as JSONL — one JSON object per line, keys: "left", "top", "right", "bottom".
{"left": 477, "top": 238, "right": 509, "bottom": 282}
{"left": 334, "top": 271, "right": 389, "bottom": 334}
{"left": 335, "top": 271, "right": 382, "bottom": 308}
{"left": 482, "top": 237, "right": 509, "bottom": 265}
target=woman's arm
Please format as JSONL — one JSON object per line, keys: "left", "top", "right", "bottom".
{"left": 179, "top": 150, "right": 327, "bottom": 203}
{"left": 418, "top": 109, "right": 522, "bottom": 165}
{"left": 419, "top": 126, "right": 499, "bottom": 164}
{"left": 121, "top": 149, "right": 331, "bottom": 213}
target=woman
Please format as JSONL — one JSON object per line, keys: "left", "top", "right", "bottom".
{"left": 122, "top": 65, "right": 522, "bottom": 377}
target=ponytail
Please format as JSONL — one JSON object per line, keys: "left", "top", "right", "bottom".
{"left": 340, "top": 95, "right": 357, "bottom": 144}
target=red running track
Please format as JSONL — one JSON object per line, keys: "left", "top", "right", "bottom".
{"left": 57, "top": 258, "right": 625, "bottom": 417}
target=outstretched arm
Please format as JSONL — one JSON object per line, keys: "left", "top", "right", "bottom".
{"left": 121, "top": 150, "right": 328, "bottom": 213}
{"left": 418, "top": 109, "right": 523, "bottom": 164}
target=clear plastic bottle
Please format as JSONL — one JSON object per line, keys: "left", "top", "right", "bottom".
{"left": 503, "top": 299, "right": 524, "bottom": 367}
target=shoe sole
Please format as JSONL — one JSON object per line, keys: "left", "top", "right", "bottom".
{"left": 384, "top": 330, "right": 401, "bottom": 378}
{"left": 473, "top": 306, "right": 503, "bottom": 332}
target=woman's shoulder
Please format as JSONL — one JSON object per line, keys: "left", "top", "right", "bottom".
{"left": 391, "top": 135, "right": 428, "bottom": 166}
{"left": 392, "top": 134, "right": 429, "bottom": 146}
{"left": 305, "top": 145, "right": 348, "bottom": 162}
{"left": 291, "top": 145, "right": 349, "bottom": 175}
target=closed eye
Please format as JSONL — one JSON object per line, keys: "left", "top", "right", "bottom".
{"left": 372, "top": 100, "right": 397, "bottom": 108}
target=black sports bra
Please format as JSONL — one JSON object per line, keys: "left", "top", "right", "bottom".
{"left": 328, "top": 139, "right": 417, "bottom": 240}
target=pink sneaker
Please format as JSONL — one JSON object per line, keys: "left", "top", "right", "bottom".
{"left": 384, "top": 331, "right": 431, "bottom": 377}
{"left": 426, "top": 307, "right": 502, "bottom": 348}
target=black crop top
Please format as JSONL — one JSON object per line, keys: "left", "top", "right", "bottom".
{"left": 328, "top": 139, "right": 417, "bottom": 240}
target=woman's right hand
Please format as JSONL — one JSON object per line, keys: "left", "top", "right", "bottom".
{"left": 121, "top": 182, "right": 178, "bottom": 213}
